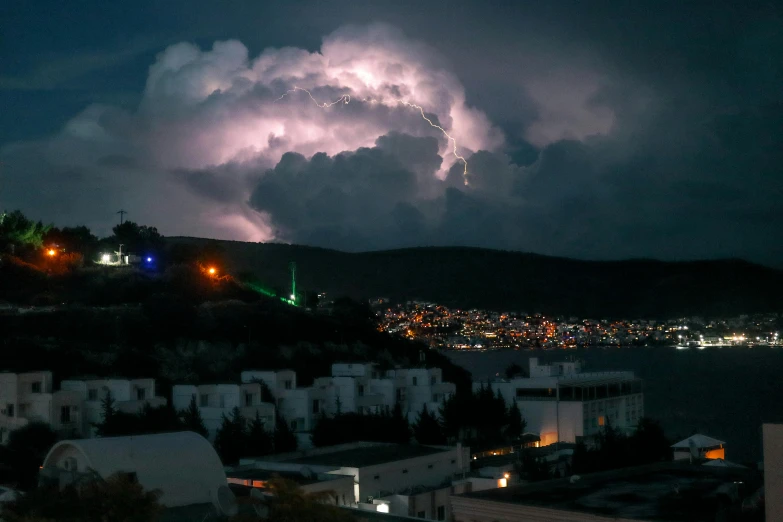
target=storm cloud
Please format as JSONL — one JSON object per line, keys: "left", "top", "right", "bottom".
{"left": 1, "top": 2, "right": 782, "bottom": 265}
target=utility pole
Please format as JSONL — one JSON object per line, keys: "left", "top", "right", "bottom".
{"left": 117, "top": 209, "right": 127, "bottom": 225}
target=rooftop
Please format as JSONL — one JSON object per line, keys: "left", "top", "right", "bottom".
{"left": 284, "top": 444, "right": 448, "bottom": 468}
{"left": 227, "top": 468, "right": 346, "bottom": 486}
{"left": 461, "top": 461, "right": 758, "bottom": 521}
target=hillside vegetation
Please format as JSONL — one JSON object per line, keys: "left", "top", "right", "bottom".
{"left": 168, "top": 238, "right": 783, "bottom": 318}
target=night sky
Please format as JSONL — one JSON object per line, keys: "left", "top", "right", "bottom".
{"left": 1, "top": 1, "right": 781, "bottom": 265}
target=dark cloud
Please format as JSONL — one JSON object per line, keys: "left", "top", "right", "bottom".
{"left": 1, "top": 2, "right": 782, "bottom": 264}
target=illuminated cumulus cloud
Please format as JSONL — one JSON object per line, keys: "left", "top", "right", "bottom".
{"left": 0, "top": 24, "right": 501, "bottom": 241}
{"left": 139, "top": 23, "right": 502, "bottom": 174}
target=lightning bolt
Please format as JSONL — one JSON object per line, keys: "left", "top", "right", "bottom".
{"left": 276, "top": 86, "right": 469, "bottom": 185}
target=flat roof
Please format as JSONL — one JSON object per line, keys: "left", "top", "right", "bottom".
{"left": 462, "top": 461, "right": 757, "bottom": 521}
{"left": 227, "top": 468, "right": 347, "bottom": 486}
{"left": 284, "top": 445, "right": 448, "bottom": 468}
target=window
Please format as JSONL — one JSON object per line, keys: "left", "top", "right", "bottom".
{"left": 6, "top": 404, "right": 14, "bottom": 417}
{"left": 373, "top": 475, "right": 380, "bottom": 480}
{"left": 136, "top": 388, "right": 146, "bottom": 401}
{"left": 412, "top": 377, "right": 418, "bottom": 386}
{"left": 417, "top": 511, "right": 426, "bottom": 519}
{"left": 598, "top": 416, "right": 605, "bottom": 426}
{"left": 284, "top": 380, "right": 292, "bottom": 390}
{"left": 290, "top": 420, "right": 297, "bottom": 430}
{"left": 312, "top": 399, "right": 320, "bottom": 414}
{"left": 402, "top": 469, "right": 408, "bottom": 474}
{"left": 245, "top": 393, "right": 253, "bottom": 407}
{"left": 61, "top": 406, "right": 71, "bottom": 423}
{"left": 358, "top": 384, "right": 364, "bottom": 397}
{"left": 200, "top": 394, "right": 209, "bottom": 407}
{"left": 88, "top": 389, "right": 98, "bottom": 401}
{"left": 335, "top": 495, "right": 339, "bottom": 505}
{"left": 427, "top": 464, "right": 434, "bottom": 469}
{"left": 437, "top": 506, "right": 445, "bottom": 520}
{"left": 433, "top": 394, "right": 440, "bottom": 402}
{"left": 431, "top": 376, "right": 436, "bottom": 385}
{"left": 31, "top": 382, "right": 42, "bottom": 393}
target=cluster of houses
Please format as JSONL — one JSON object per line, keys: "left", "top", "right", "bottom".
{"left": 0, "top": 363, "right": 456, "bottom": 444}
{"left": 5, "top": 357, "right": 778, "bottom": 520}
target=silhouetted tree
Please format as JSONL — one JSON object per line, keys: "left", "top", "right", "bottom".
{"left": 5, "top": 422, "right": 58, "bottom": 490}
{"left": 232, "top": 477, "right": 353, "bottom": 522}
{"left": 0, "top": 210, "right": 51, "bottom": 251}
{"left": 247, "top": 412, "right": 274, "bottom": 457}
{"left": 630, "top": 417, "right": 673, "bottom": 464}
{"left": 179, "top": 396, "right": 209, "bottom": 438}
{"left": 214, "top": 407, "right": 247, "bottom": 465}
{"left": 520, "top": 450, "right": 550, "bottom": 481}
{"left": 413, "top": 405, "right": 446, "bottom": 445}
{"left": 506, "top": 402, "right": 526, "bottom": 442}
{"left": 389, "top": 403, "right": 411, "bottom": 444}
{"left": 274, "top": 413, "right": 298, "bottom": 453}
{"left": 5, "top": 472, "right": 163, "bottom": 522}
{"left": 504, "top": 363, "right": 527, "bottom": 379}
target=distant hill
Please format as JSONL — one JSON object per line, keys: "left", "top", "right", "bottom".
{"left": 167, "top": 238, "right": 783, "bottom": 318}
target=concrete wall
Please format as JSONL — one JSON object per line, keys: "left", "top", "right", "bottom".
{"left": 356, "top": 448, "right": 465, "bottom": 504}
{"left": 763, "top": 423, "right": 783, "bottom": 522}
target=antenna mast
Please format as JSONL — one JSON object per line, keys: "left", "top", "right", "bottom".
{"left": 289, "top": 262, "right": 296, "bottom": 302}
{"left": 117, "top": 209, "right": 127, "bottom": 225}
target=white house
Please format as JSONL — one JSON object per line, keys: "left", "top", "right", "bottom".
{"left": 241, "top": 365, "right": 456, "bottom": 435}
{"left": 0, "top": 371, "right": 56, "bottom": 441}
{"left": 0, "top": 372, "right": 164, "bottom": 440}
{"left": 171, "top": 382, "right": 275, "bottom": 439}
{"left": 386, "top": 367, "right": 456, "bottom": 423}
{"left": 59, "top": 378, "right": 166, "bottom": 437}
{"left": 477, "top": 358, "right": 644, "bottom": 445}
{"left": 41, "top": 431, "right": 232, "bottom": 510}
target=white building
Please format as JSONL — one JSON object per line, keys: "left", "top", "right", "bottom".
{"left": 0, "top": 372, "right": 164, "bottom": 440}
{"left": 386, "top": 367, "right": 456, "bottom": 423}
{"left": 241, "top": 365, "right": 456, "bottom": 435}
{"left": 41, "top": 431, "right": 232, "bottom": 510}
{"left": 60, "top": 378, "right": 165, "bottom": 437}
{"left": 240, "top": 441, "right": 470, "bottom": 519}
{"left": 171, "top": 382, "right": 275, "bottom": 439}
{"left": 477, "top": 358, "right": 643, "bottom": 446}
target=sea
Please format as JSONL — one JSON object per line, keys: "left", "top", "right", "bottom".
{"left": 445, "top": 346, "right": 783, "bottom": 463}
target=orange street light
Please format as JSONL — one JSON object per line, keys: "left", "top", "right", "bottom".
{"left": 47, "top": 249, "right": 56, "bottom": 257}
{"left": 208, "top": 267, "right": 216, "bottom": 275}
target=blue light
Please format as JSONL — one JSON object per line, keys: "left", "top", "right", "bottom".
{"left": 146, "top": 257, "right": 152, "bottom": 262}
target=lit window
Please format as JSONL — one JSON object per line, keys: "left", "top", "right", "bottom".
{"left": 598, "top": 416, "right": 605, "bottom": 426}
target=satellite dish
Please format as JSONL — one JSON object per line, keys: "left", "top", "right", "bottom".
{"left": 689, "top": 438, "right": 700, "bottom": 461}
{"left": 214, "top": 485, "right": 238, "bottom": 517}
{"left": 250, "top": 488, "right": 270, "bottom": 517}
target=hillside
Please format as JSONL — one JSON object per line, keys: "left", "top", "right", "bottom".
{"left": 168, "top": 238, "right": 783, "bottom": 318}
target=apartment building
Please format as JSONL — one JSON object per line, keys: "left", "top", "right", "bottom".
{"left": 478, "top": 358, "right": 643, "bottom": 445}
{"left": 0, "top": 372, "right": 165, "bottom": 440}
{"left": 242, "top": 365, "right": 456, "bottom": 435}
{"left": 171, "top": 382, "right": 276, "bottom": 439}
